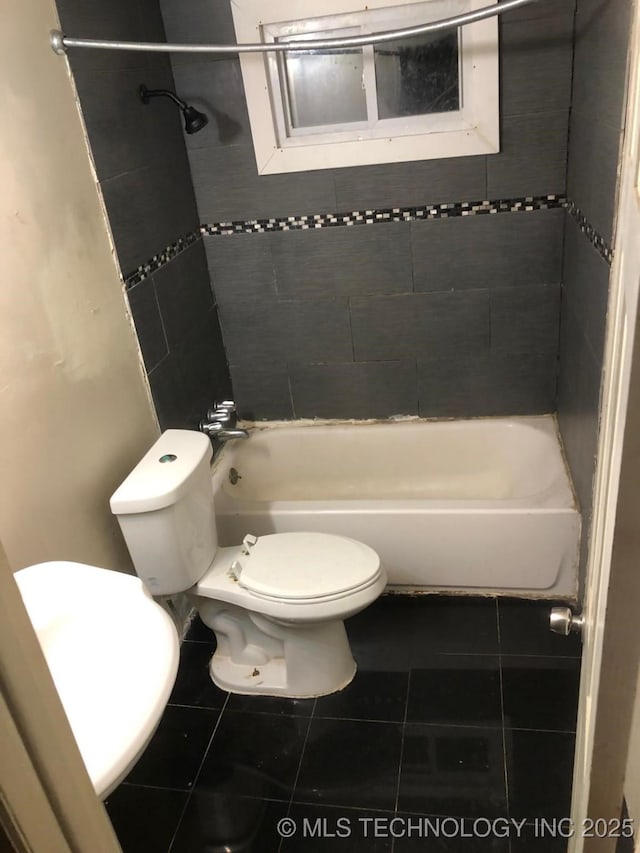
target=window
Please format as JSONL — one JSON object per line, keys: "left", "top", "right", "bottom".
{"left": 231, "top": 0, "right": 499, "bottom": 174}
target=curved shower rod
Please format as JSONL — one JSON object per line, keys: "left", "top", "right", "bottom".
{"left": 51, "top": 0, "right": 543, "bottom": 56}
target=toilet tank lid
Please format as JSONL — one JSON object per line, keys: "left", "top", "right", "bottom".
{"left": 110, "top": 430, "right": 213, "bottom": 515}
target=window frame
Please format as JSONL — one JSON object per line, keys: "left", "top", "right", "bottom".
{"left": 231, "top": 0, "right": 499, "bottom": 175}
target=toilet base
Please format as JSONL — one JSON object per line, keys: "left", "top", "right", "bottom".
{"left": 209, "top": 653, "right": 356, "bottom": 698}
{"left": 197, "top": 598, "right": 358, "bottom": 698}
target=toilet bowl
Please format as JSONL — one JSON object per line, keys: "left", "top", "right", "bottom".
{"left": 110, "top": 429, "right": 386, "bottom": 698}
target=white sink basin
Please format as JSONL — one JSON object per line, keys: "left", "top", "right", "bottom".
{"left": 15, "top": 561, "right": 179, "bottom": 798}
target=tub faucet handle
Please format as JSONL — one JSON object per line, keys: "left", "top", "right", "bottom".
{"left": 206, "top": 400, "right": 237, "bottom": 425}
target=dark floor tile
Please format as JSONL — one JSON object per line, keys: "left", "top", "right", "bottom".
{"left": 282, "top": 804, "right": 393, "bottom": 851}
{"left": 184, "top": 615, "right": 214, "bottom": 643}
{"left": 314, "top": 670, "right": 409, "bottom": 722}
{"left": 498, "top": 599, "right": 582, "bottom": 657}
{"left": 501, "top": 656, "right": 580, "bottom": 732}
{"left": 509, "top": 822, "right": 569, "bottom": 852}
{"left": 124, "top": 705, "right": 220, "bottom": 790}
{"left": 294, "top": 718, "right": 403, "bottom": 811}
{"left": 505, "top": 730, "right": 575, "bottom": 820}
{"left": 412, "top": 598, "right": 500, "bottom": 660}
{"left": 393, "top": 817, "right": 510, "bottom": 852}
{"left": 347, "top": 595, "right": 416, "bottom": 671}
{"left": 168, "top": 641, "right": 229, "bottom": 708}
{"left": 398, "top": 724, "right": 507, "bottom": 818}
{"left": 196, "top": 710, "right": 309, "bottom": 802}
{"left": 105, "top": 784, "right": 188, "bottom": 853}
{"left": 407, "top": 656, "right": 502, "bottom": 727}
{"left": 171, "top": 791, "right": 287, "bottom": 853}
{"left": 227, "top": 692, "right": 315, "bottom": 717}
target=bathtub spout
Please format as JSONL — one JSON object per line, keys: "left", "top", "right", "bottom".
{"left": 217, "top": 428, "right": 249, "bottom": 441}
{"left": 199, "top": 421, "right": 249, "bottom": 441}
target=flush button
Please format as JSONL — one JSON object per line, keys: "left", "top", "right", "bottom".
{"left": 159, "top": 454, "right": 177, "bottom": 463}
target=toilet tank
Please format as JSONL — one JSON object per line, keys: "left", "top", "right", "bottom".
{"left": 110, "top": 430, "right": 218, "bottom": 596}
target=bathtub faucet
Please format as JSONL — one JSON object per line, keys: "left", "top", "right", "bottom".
{"left": 199, "top": 400, "right": 249, "bottom": 441}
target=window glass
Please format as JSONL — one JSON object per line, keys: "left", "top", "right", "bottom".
{"left": 283, "top": 44, "right": 367, "bottom": 129}
{"left": 374, "top": 29, "right": 460, "bottom": 119}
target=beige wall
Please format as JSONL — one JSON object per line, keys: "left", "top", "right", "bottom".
{"left": 0, "top": 0, "right": 158, "bottom": 572}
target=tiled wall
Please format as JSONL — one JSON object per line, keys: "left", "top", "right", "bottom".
{"left": 557, "top": 0, "right": 631, "bottom": 585}
{"left": 55, "top": 0, "right": 230, "bottom": 429}
{"left": 161, "top": 0, "right": 575, "bottom": 419}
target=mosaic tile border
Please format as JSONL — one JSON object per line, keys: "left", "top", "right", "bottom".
{"left": 124, "top": 229, "right": 201, "bottom": 289}
{"left": 124, "top": 194, "right": 613, "bottom": 286}
{"left": 200, "top": 193, "right": 567, "bottom": 236}
{"left": 566, "top": 201, "right": 614, "bottom": 265}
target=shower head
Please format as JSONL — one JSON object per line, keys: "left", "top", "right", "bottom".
{"left": 139, "top": 84, "right": 209, "bottom": 134}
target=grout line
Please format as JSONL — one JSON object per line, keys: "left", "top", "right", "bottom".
{"left": 166, "top": 690, "right": 231, "bottom": 853}
{"left": 392, "top": 670, "right": 411, "bottom": 816}
{"left": 118, "top": 781, "right": 195, "bottom": 794}
{"left": 496, "top": 598, "right": 512, "bottom": 824}
{"left": 503, "top": 725, "right": 578, "bottom": 735}
{"left": 286, "top": 699, "right": 317, "bottom": 812}
{"left": 279, "top": 700, "right": 318, "bottom": 851}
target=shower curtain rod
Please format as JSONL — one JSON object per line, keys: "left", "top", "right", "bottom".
{"left": 51, "top": 0, "right": 541, "bottom": 56}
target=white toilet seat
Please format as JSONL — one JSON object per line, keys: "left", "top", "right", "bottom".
{"left": 235, "top": 532, "right": 381, "bottom": 600}
{"left": 194, "top": 532, "right": 386, "bottom": 624}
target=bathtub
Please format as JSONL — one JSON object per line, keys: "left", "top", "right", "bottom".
{"left": 210, "top": 415, "right": 580, "bottom": 598}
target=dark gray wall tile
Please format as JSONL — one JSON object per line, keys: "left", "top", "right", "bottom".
{"left": 562, "top": 216, "right": 611, "bottom": 363}
{"left": 206, "top": 233, "right": 276, "bottom": 309}
{"left": 557, "top": 304, "right": 603, "bottom": 515}
{"left": 231, "top": 361, "right": 294, "bottom": 420}
{"left": 571, "top": 0, "right": 631, "bottom": 126}
{"left": 153, "top": 242, "right": 215, "bottom": 350}
{"left": 567, "top": 111, "right": 622, "bottom": 248}
{"left": 277, "top": 300, "right": 353, "bottom": 364}
{"left": 218, "top": 302, "right": 282, "bottom": 366}
{"left": 148, "top": 355, "right": 190, "bottom": 429}
{"left": 173, "top": 59, "right": 252, "bottom": 151}
{"left": 58, "top": 0, "right": 231, "bottom": 431}
{"left": 491, "top": 284, "right": 561, "bottom": 357}
{"left": 220, "top": 298, "right": 352, "bottom": 366}
{"left": 175, "top": 308, "right": 231, "bottom": 423}
{"left": 271, "top": 224, "right": 412, "bottom": 299}
{"left": 558, "top": 0, "right": 630, "bottom": 595}
{"left": 74, "top": 66, "right": 179, "bottom": 181}
{"left": 290, "top": 362, "right": 418, "bottom": 419}
{"left": 127, "top": 279, "right": 168, "bottom": 372}
{"left": 333, "top": 158, "right": 487, "bottom": 211}
{"left": 418, "top": 351, "right": 557, "bottom": 417}
{"left": 351, "top": 291, "right": 490, "bottom": 361}
{"left": 189, "top": 145, "right": 337, "bottom": 222}
{"left": 159, "top": 0, "right": 237, "bottom": 66}
{"left": 506, "top": 0, "right": 576, "bottom": 21}
{"left": 56, "top": 0, "right": 150, "bottom": 72}
{"left": 487, "top": 111, "right": 569, "bottom": 198}
{"left": 411, "top": 209, "right": 564, "bottom": 291}
{"left": 488, "top": 352, "right": 558, "bottom": 413}
{"left": 101, "top": 157, "right": 199, "bottom": 274}
{"left": 500, "top": 14, "right": 574, "bottom": 117}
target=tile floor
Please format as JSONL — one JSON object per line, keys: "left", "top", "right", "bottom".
{"left": 105, "top": 595, "right": 581, "bottom": 852}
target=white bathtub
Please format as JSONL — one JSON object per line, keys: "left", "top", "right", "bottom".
{"left": 211, "top": 415, "right": 580, "bottom": 598}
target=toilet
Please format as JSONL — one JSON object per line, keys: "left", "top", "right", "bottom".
{"left": 110, "top": 429, "right": 386, "bottom": 698}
